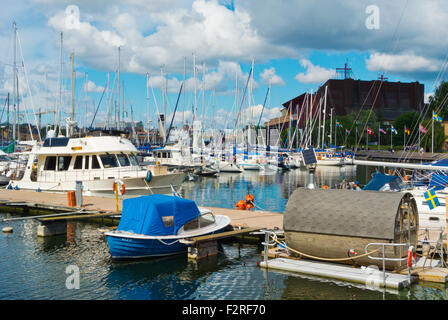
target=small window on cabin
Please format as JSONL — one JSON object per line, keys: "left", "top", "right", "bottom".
{"left": 161, "top": 216, "right": 174, "bottom": 227}
{"left": 117, "top": 154, "right": 130, "bottom": 167}
{"left": 128, "top": 154, "right": 139, "bottom": 166}
{"left": 100, "top": 154, "right": 118, "bottom": 168}
{"left": 92, "top": 155, "right": 101, "bottom": 169}
{"left": 44, "top": 156, "right": 57, "bottom": 170}
{"left": 57, "top": 156, "right": 72, "bottom": 171}
{"left": 74, "top": 156, "right": 83, "bottom": 170}
{"left": 84, "top": 155, "right": 90, "bottom": 169}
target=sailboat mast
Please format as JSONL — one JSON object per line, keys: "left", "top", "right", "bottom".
{"left": 117, "top": 46, "right": 120, "bottom": 130}
{"left": 12, "top": 22, "right": 17, "bottom": 142}
{"left": 322, "top": 86, "right": 327, "bottom": 148}
{"left": 58, "top": 32, "right": 63, "bottom": 135}
{"left": 70, "top": 52, "right": 75, "bottom": 137}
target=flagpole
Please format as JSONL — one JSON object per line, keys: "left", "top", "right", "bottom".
{"left": 432, "top": 115, "right": 434, "bottom": 153}
{"left": 390, "top": 124, "right": 392, "bottom": 150}
{"left": 404, "top": 127, "right": 406, "bottom": 150}
{"left": 366, "top": 128, "right": 368, "bottom": 150}
{"left": 378, "top": 123, "right": 380, "bottom": 150}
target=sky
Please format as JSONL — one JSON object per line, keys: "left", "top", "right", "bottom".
{"left": 0, "top": 0, "right": 447, "bottom": 130}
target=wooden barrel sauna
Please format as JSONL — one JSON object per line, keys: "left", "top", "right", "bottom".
{"left": 283, "top": 188, "right": 418, "bottom": 270}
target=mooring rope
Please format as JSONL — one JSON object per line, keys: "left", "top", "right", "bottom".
{"left": 271, "top": 237, "right": 380, "bottom": 262}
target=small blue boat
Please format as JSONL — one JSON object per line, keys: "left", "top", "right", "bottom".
{"left": 105, "top": 194, "right": 231, "bottom": 260}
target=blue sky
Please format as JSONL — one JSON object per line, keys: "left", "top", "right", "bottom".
{"left": 0, "top": 0, "right": 446, "bottom": 129}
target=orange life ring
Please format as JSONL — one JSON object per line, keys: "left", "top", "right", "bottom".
{"left": 245, "top": 194, "right": 254, "bottom": 202}
{"left": 113, "top": 180, "right": 126, "bottom": 196}
{"left": 322, "top": 185, "right": 329, "bottom": 189}
{"left": 407, "top": 246, "right": 416, "bottom": 268}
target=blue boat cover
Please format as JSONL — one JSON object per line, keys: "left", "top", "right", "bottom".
{"left": 428, "top": 173, "right": 448, "bottom": 191}
{"left": 363, "top": 171, "right": 402, "bottom": 191}
{"left": 117, "top": 195, "right": 200, "bottom": 236}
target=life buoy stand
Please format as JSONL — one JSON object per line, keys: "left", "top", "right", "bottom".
{"left": 113, "top": 179, "right": 126, "bottom": 196}
{"left": 407, "top": 246, "right": 417, "bottom": 268}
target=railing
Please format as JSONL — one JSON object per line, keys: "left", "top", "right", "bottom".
{"left": 38, "top": 165, "right": 148, "bottom": 184}
{"left": 365, "top": 242, "right": 414, "bottom": 287}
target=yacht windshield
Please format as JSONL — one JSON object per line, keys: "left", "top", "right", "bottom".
{"left": 100, "top": 154, "right": 119, "bottom": 168}
{"left": 128, "top": 154, "right": 139, "bottom": 166}
{"left": 117, "top": 154, "right": 130, "bottom": 167}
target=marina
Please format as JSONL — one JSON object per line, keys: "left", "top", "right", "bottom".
{"left": 2, "top": 0, "right": 448, "bottom": 304}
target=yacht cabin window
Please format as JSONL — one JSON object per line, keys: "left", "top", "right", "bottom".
{"left": 117, "top": 154, "right": 130, "bottom": 167}
{"left": 57, "top": 156, "right": 72, "bottom": 171}
{"left": 84, "top": 155, "right": 90, "bottom": 169}
{"left": 44, "top": 156, "right": 57, "bottom": 170}
{"left": 92, "top": 155, "right": 101, "bottom": 169}
{"left": 74, "top": 156, "right": 83, "bottom": 170}
{"left": 100, "top": 154, "right": 118, "bottom": 168}
{"left": 128, "top": 154, "right": 138, "bottom": 166}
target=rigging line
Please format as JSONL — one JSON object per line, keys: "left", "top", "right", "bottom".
{"left": 16, "top": 30, "right": 41, "bottom": 141}
{"left": 89, "top": 81, "right": 108, "bottom": 128}
{"left": 233, "top": 67, "right": 252, "bottom": 129}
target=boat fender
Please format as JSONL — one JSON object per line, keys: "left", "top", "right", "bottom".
{"left": 113, "top": 179, "right": 126, "bottom": 196}
{"left": 13, "top": 185, "right": 19, "bottom": 190}
{"left": 145, "top": 170, "right": 152, "bottom": 183}
{"left": 407, "top": 246, "right": 417, "bottom": 269}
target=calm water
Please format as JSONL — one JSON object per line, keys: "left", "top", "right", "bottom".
{"left": 0, "top": 166, "right": 446, "bottom": 300}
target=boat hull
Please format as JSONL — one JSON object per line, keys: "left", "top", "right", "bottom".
{"left": 106, "top": 235, "right": 188, "bottom": 259}
{"left": 106, "top": 215, "right": 230, "bottom": 260}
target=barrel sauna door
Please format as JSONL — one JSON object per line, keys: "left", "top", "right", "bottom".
{"left": 394, "top": 199, "right": 418, "bottom": 261}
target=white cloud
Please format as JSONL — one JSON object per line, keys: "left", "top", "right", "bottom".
{"left": 425, "top": 92, "right": 434, "bottom": 104}
{"left": 366, "top": 52, "right": 441, "bottom": 73}
{"left": 294, "top": 59, "right": 335, "bottom": 84}
{"left": 260, "top": 67, "right": 285, "bottom": 86}
{"left": 83, "top": 80, "right": 104, "bottom": 93}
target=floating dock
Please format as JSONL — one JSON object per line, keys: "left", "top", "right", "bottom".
{"left": 259, "top": 258, "right": 415, "bottom": 289}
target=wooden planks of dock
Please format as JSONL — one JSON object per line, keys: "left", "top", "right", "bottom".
{"left": 0, "top": 189, "right": 283, "bottom": 230}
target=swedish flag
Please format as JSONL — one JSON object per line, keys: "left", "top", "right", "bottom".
{"left": 433, "top": 111, "right": 442, "bottom": 123}
{"left": 424, "top": 188, "right": 440, "bottom": 210}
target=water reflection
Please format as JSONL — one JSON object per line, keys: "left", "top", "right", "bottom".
{"left": 180, "top": 166, "right": 358, "bottom": 212}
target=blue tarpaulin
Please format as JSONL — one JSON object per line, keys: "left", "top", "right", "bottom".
{"left": 117, "top": 195, "right": 200, "bottom": 236}
{"left": 363, "top": 171, "right": 402, "bottom": 191}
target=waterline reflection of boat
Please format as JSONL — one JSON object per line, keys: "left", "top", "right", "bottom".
{"left": 105, "top": 195, "right": 231, "bottom": 259}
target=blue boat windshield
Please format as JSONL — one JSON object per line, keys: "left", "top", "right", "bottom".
{"left": 117, "top": 195, "right": 200, "bottom": 236}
